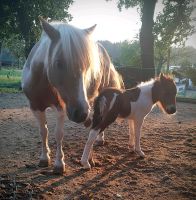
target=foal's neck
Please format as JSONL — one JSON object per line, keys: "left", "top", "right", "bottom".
{"left": 138, "top": 79, "right": 155, "bottom": 95}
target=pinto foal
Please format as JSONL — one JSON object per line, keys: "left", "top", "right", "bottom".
{"left": 81, "top": 73, "right": 177, "bottom": 169}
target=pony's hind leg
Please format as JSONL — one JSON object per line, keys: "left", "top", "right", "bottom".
{"left": 32, "top": 110, "right": 51, "bottom": 167}
{"left": 53, "top": 110, "right": 66, "bottom": 175}
{"left": 128, "top": 120, "right": 135, "bottom": 152}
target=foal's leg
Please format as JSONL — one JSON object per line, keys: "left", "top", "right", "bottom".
{"left": 96, "top": 131, "right": 105, "bottom": 145}
{"left": 128, "top": 120, "right": 135, "bottom": 152}
{"left": 133, "top": 117, "right": 145, "bottom": 157}
{"left": 81, "top": 129, "right": 100, "bottom": 169}
{"left": 53, "top": 110, "right": 66, "bottom": 174}
{"left": 33, "top": 110, "right": 51, "bottom": 167}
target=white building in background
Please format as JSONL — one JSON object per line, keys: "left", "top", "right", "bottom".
{"left": 169, "top": 65, "right": 181, "bottom": 71}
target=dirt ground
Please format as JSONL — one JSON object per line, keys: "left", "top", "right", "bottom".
{"left": 0, "top": 93, "right": 195, "bottom": 200}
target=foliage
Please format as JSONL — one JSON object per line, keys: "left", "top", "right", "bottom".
{"left": 112, "top": 0, "right": 142, "bottom": 11}
{"left": 119, "top": 40, "right": 141, "bottom": 67}
{"left": 154, "top": 0, "right": 196, "bottom": 73}
{"left": 0, "top": 68, "right": 22, "bottom": 93}
{"left": 0, "top": 0, "right": 73, "bottom": 57}
{"left": 170, "top": 46, "right": 196, "bottom": 66}
{"left": 184, "top": 67, "right": 196, "bottom": 85}
{"left": 100, "top": 40, "right": 141, "bottom": 67}
{"left": 2, "top": 34, "right": 25, "bottom": 67}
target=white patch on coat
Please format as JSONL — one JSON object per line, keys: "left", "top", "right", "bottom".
{"left": 129, "top": 80, "right": 155, "bottom": 119}
{"left": 78, "top": 75, "right": 90, "bottom": 116}
{"left": 109, "top": 93, "right": 118, "bottom": 111}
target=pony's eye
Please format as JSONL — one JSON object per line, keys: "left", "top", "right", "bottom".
{"left": 55, "top": 60, "right": 63, "bottom": 70}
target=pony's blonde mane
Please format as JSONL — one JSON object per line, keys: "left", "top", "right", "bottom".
{"left": 41, "top": 21, "right": 100, "bottom": 88}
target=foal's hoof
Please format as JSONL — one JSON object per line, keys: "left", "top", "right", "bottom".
{"left": 135, "top": 150, "right": 145, "bottom": 158}
{"left": 53, "top": 166, "right": 65, "bottom": 175}
{"left": 95, "top": 140, "right": 105, "bottom": 146}
{"left": 89, "top": 158, "right": 95, "bottom": 167}
{"left": 38, "top": 159, "right": 51, "bottom": 167}
{"left": 81, "top": 160, "right": 91, "bottom": 170}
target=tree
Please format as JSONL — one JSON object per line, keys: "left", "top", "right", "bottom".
{"left": 119, "top": 40, "right": 141, "bottom": 67}
{"left": 2, "top": 34, "right": 25, "bottom": 68}
{"left": 99, "top": 40, "right": 141, "bottom": 67}
{"left": 154, "top": 0, "right": 196, "bottom": 74}
{"left": 108, "top": 0, "right": 157, "bottom": 81}
{"left": 0, "top": 0, "right": 73, "bottom": 58}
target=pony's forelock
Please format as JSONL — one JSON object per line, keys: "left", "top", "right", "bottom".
{"left": 42, "top": 21, "right": 100, "bottom": 87}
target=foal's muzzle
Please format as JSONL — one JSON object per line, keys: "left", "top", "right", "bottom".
{"left": 166, "top": 105, "right": 176, "bottom": 114}
{"left": 67, "top": 106, "right": 89, "bottom": 123}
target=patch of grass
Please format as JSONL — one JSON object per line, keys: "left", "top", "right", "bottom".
{"left": 0, "top": 68, "right": 22, "bottom": 93}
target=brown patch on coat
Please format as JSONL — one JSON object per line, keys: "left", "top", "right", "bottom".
{"left": 83, "top": 118, "right": 92, "bottom": 128}
{"left": 23, "top": 64, "right": 65, "bottom": 112}
{"left": 152, "top": 75, "right": 177, "bottom": 104}
{"left": 92, "top": 87, "right": 122, "bottom": 130}
{"left": 118, "top": 87, "right": 141, "bottom": 118}
{"left": 92, "top": 87, "right": 140, "bottom": 131}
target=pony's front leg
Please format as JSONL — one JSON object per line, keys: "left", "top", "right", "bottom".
{"left": 81, "top": 129, "right": 99, "bottom": 169}
{"left": 133, "top": 117, "right": 145, "bottom": 158}
{"left": 128, "top": 120, "right": 135, "bottom": 152}
{"left": 96, "top": 131, "right": 105, "bottom": 145}
{"left": 53, "top": 110, "right": 66, "bottom": 175}
{"left": 33, "top": 110, "right": 51, "bottom": 167}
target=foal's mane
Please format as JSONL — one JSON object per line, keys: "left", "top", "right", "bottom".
{"left": 137, "top": 74, "right": 174, "bottom": 88}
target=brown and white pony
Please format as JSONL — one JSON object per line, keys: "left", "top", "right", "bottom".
{"left": 22, "top": 17, "right": 124, "bottom": 174}
{"left": 81, "top": 73, "right": 177, "bottom": 169}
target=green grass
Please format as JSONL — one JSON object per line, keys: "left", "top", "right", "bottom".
{"left": 0, "top": 68, "right": 22, "bottom": 93}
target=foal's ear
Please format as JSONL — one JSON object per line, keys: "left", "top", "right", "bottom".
{"left": 39, "top": 16, "right": 60, "bottom": 41}
{"left": 84, "top": 24, "right": 97, "bottom": 35}
{"left": 160, "top": 73, "right": 165, "bottom": 81}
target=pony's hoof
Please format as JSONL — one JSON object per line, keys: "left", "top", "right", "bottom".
{"left": 81, "top": 160, "right": 91, "bottom": 170}
{"left": 128, "top": 145, "right": 135, "bottom": 152}
{"left": 38, "top": 159, "right": 51, "bottom": 167}
{"left": 89, "top": 158, "right": 95, "bottom": 167}
{"left": 53, "top": 166, "right": 65, "bottom": 175}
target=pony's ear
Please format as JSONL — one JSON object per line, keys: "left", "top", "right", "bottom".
{"left": 160, "top": 73, "right": 165, "bottom": 81}
{"left": 39, "top": 16, "right": 60, "bottom": 41}
{"left": 84, "top": 24, "right": 97, "bottom": 35}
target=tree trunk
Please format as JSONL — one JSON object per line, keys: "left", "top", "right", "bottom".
{"left": 166, "top": 47, "right": 171, "bottom": 72}
{"left": 140, "top": 0, "right": 157, "bottom": 81}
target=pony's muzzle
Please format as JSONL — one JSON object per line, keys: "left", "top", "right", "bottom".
{"left": 166, "top": 105, "right": 176, "bottom": 114}
{"left": 67, "top": 106, "right": 89, "bottom": 123}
